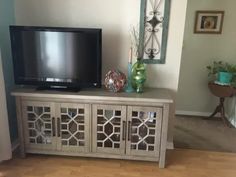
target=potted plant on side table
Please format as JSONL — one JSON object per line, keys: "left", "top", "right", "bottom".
{"left": 207, "top": 61, "right": 236, "bottom": 85}
{"left": 206, "top": 61, "right": 236, "bottom": 128}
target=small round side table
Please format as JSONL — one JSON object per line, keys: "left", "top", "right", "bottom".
{"left": 208, "top": 82, "right": 235, "bottom": 127}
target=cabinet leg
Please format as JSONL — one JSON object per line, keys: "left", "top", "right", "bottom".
{"left": 19, "top": 144, "right": 26, "bottom": 158}
{"left": 16, "top": 97, "right": 26, "bottom": 158}
{"left": 159, "top": 151, "right": 166, "bottom": 168}
{"left": 159, "top": 103, "right": 170, "bottom": 168}
{"left": 20, "top": 151, "right": 26, "bottom": 158}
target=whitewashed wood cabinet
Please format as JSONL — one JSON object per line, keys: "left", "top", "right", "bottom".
{"left": 22, "top": 101, "right": 90, "bottom": 153}
{"left": 22, "top": 101, "right": 56, "bottom": 151}
{"left": 92, "top": 105, "right": 162, "bottom": 158}
{"left": 12, "top": 88, "right": 173, "bottom": 168}
{"left": 92, "top": 104, "right": 126, "bottom": 155}
{"left": 127, "top": 106, "right": 163, "bottom": 157}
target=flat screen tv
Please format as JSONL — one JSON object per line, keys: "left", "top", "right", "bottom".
{"left": 10, "top": 26, "right": 102, "bottom": 91}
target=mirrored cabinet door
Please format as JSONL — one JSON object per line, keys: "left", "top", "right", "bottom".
{"left": 22, "top": 101, "right": 56, "bottom": 151}
{"left": 58, "top": 103, "right": 90, "bottom": 152}
{"left": 126, "top": 106, "right": 163, "bottom": 157}
{"left": 92, "top": 105, "right": 126, "bottom": 155}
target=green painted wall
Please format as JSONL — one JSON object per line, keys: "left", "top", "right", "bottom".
{"left": 0, "top": 0, "right": 17, "bottom": 141}
{"left": 177, "top": 0, "right": 236, "bottom": 115}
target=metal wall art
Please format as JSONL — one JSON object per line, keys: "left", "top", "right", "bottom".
{"left": 139, "top": 0, "right": 171, "bottom": 64}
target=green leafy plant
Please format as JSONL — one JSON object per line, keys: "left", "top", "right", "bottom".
{"left": 223, "top": 62, "right": 236, "bottom": 73}
{"left": 232, "top": 77, "right": 236, "bottom": 87}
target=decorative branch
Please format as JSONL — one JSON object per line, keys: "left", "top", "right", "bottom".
{"left": 130, "top": 25, "right": 145, "bottom": 60}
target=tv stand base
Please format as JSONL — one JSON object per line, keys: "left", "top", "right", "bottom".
{"left": 12, "top": 88, "right": 173, "bottom": 168}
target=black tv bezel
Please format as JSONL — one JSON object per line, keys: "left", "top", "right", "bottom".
{"left": 10, "top": 25, "right": 102, "bottom": 89}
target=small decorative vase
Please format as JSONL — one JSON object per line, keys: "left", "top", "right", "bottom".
{"left": 104, "top": 70, "right": 127, "bottom": 92}
{"left": 131, "top": 59, "right": 146, "bottom": 93}
{"left": 125, "top": 62, "right": 135, "bottom": 93}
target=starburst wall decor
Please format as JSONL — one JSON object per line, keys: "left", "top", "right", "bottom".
{"left": 139, "top": 0, "right": 170, "bottom": 64}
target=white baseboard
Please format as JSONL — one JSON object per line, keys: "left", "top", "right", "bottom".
{"left": 176, "top": 110, "right": 220, "bottom": 117}
{"left": 167, "top": 142, "right": 174, "bottom": 150}
{"left": 11, "top": 139, "right": 20, "bottom": 152}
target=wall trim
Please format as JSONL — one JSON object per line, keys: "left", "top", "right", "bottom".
{"left": 176, "top": 110, "right": 220, "bottom": 117}
{"left": 167, "top": 141, "right": 174, "bottom": 150}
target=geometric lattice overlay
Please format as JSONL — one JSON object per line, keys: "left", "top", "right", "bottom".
{"left": 27, "top": 106, "right": 52, "bottom": 145}
{"left": 131, "top": 111, "right": 157, "bottom": 151}
{"left": 97, "top": 109, "right": 122, "bottom": 149}
{"left": 60, "top": 107, "right": 85, "bottom": 146}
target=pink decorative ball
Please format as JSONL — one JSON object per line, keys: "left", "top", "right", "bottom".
{"left": 105, "top": 70, "right": 127, "bottom": 92}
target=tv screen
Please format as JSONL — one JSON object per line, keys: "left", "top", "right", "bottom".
{"left": 10, "top": 26, "right": 102, "bottom": 90}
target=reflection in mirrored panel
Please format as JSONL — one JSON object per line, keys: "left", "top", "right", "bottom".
{"left": 41, "top": 114, "right": 51, "bottom": 121}
{"left": 115, "top": 110, "right": 121, "bottom": 116}
{"left": 74, "top": 116, "right": 85, "bottom": 124}
{"left": 130, "top": 109, "right": 157, "bottom": 151}
{"left": 44, "top": 107, "right": 50, "bottom": 113}
{"left": 61, "top": 115, "right": 71, "bottom": 122}
{"left": 61, "top": 108, "right": 67, "bottom": 113}
{"left": 138, "top": 142, "right": 147, "bottom": 150}
{"left": 98, "top": 116, "right": 106, "bottom": 125}
{"left": 62, "top": 132, "right": 70, "bottom": 139}
{"left": 78, "top": 109, "right": 84, "bottom": 114}
{"left": 105, "top": 110, "right": 113, "bottom": 119}
{"left": 69, "top": 121, "right": 77, "bottom": 134}
{"left": 60, "top": 106, "right": 86, "bottom": 147}
{"left": 96, "top": 107, "right": 122, "bottom": 149}
{"left": 104, "top": 123, "right": 113, "bottom": 135}
{"left": 68, "top": 108, "right": 77, "bottom": 117}
{"left": 34, "top": 107, "right": 43, "bottom": 116}
{"left": 104, "top": 139, "right": 113, "bottom": 148}
{"left": 28, "top": 113, "right": 36, "bottom": 121}
{"left": 111, "top": 134, "right": 120, "bottom": 142}
{"left": 69, "top": 137, "right": 77, "bottom": 146}
{"left": 27, "top": 106, "right": 33, "bottom": 112}
{"left": 26, "top": 105, "right": 53, "bottom": 145}
{"left": 97, "top": 109, "right": 103, "bottom": 115}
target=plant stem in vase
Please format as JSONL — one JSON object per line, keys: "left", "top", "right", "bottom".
{"left": 125, "top": 48, "right": 135, "bottom": 93}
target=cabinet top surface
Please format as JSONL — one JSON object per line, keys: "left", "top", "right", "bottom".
{"left": 11, "top": 87, "right": 173, "bottom": 104}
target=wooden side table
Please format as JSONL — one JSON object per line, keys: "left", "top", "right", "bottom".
{"left": 208, "top": 82, "right": 235, "bottom": 127}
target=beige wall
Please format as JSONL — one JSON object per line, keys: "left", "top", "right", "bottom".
{"left": 15, "top": 0, "right": 187, "bottom": 92}
{"left": 15, "top": 0, "right": 140, "bottom": 81}
{"left": 177, "top": 0, "right": 236, "bottom": 115}
{"left": 14, "top": 0, "right": 188, "bottom": 145}
{"left": 146, "top": 0, "right": 187, "bottom": 91}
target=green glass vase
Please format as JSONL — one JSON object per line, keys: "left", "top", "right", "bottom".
{"left": 132, "top": 59, "right": 146, "bottom": 93}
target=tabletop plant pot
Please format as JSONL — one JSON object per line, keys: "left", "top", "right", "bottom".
{"left": 218, "top": 72, "right": 233, "bottom": 84}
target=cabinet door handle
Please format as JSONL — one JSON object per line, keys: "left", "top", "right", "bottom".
{"left": 57, "top": 117, "right": 61, "bottom": 137}
{"left": 52, "top": 117, "right": 56, "bottom": 137}
{"left": 122, "top": 121, "right": 126, "bottom": 141}
{"left": 128, "top": 121, "right": 131, "bottom": 141}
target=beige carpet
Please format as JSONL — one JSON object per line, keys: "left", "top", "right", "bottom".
{"left": 174, "top": 116, "right": 236, "bottom": 152}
